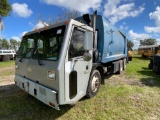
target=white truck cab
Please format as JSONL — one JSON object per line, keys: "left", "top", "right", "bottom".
{"left": 0, "top": 49, "right": 16, "bottom": 61}
{"left": 15, "top": 19, "right": 95, "bottom": 110}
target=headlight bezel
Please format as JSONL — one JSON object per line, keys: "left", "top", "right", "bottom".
{"left": 48, "top": 71, "right": 56, "bottom": 80}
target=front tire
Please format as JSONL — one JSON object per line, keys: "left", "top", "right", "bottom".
{"left": 86, "top": 69, "right": 101, "bottom": 98}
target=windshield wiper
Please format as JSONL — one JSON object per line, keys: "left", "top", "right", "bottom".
{"left": 34, "top": 47, "right": 44, "bottom": 66}
{"left": 19, "top": 48, "right": 33, "bottom": 62}
{"left": 38, "top": 58, "right": 44, "bottom": 66}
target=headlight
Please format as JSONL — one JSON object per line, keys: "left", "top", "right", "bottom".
{"left": 48, "top": 71, "right": 56, "bottom": 80}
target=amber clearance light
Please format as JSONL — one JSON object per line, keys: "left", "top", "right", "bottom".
{"left": 64, "top": 20, "right": 68, "bottom": 25}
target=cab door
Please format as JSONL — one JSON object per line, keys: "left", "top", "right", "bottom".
{"left": 64, "top": 27, "right": 93, "bottom": 103}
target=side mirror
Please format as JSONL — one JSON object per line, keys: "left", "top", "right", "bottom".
{"left": 83, "top": 51, "right": 92, "bottom": 61}
{"left": 84, "top": 31, "right": 93, "bottom": 51}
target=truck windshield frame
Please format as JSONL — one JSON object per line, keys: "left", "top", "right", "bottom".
{"left": 17, "top": 25, "right": 66, "bottom": 61}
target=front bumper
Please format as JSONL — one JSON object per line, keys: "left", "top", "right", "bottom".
{"left": 15, "top": 74, "right": 59, "bottom": 110}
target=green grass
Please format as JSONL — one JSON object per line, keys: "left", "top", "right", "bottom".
{"left": 0, "top": 61, "right": 15, "bottom": 81}
{"left": 126, "top": 54, "right": 160, "bottom": 86}
{"left": 0, "top": 56, "right": 160, "bottom": 120}
{"left": 126, "top": 55, "right": 151, "bottom": 77}
{"left": 0, "top": 60, "right": 15, "bottom": 68}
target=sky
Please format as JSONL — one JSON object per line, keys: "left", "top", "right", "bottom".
{"left": 0, "top": 0, "right": 160, "bottom": 49}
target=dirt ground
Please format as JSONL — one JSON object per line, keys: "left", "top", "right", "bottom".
{"left": 0, "top": 67, "right": 15, "bottom": 83}
{"left": 106, "top": 72, "right": 144, "bottom": 86}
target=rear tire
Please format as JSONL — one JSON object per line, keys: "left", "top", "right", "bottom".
{"left": 117, "top": 60, "right": 123, "bottom": 74}
{"left": 86, "top": 69, "right": 101, "bottom": 98}
{"left": 142, "top": 54, "right": 146, "bottom": 58}
{"left": 123, "top": 58, "right": 126, "bottom": 70}
{"left": 129, "top": 57, "right": 132, "bottom": 61}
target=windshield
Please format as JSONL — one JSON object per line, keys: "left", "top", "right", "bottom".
{"left": 17, "top": 25, "right": 66, "bottom": 61}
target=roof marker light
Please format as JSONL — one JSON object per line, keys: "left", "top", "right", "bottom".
{"left": 64, "top": 20, "right": 68, "bottom": 25}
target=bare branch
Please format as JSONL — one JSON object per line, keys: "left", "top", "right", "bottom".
{"left": 36, "top": 9, "right": 81, "bottom": 26}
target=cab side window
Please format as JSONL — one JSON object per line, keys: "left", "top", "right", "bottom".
{"left": 69, "top": 29, "right": 85, "bottom": 59}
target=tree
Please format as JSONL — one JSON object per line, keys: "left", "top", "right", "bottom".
{"left": 0, "top": 0, "right": 11, "bottom": 17}
{"left": 1, "top": 39, "right": 9, "bottom": 49}
{"left": 0, "top": 39, "right": 2, "bottom": 49}
{"left": 36, "top": 10, "right": 81, "bottom": 25}
{"left": 127, "top": 40, "right": 134, "bottom": 48}
{"left": 17, "top": 41, "right": 21, "bottom": 49}
{"left": 52, "top": 10, "right": 80, "bottom": 24}
{"left": 0, "top": 0, "right": 12, "bottom": 31}
{"left": 140, "top": 38, "right": 157, "bottom": 46}
{"left": 0, "top": 19, "right": 4, "bottom": 31}
{"left": 10, "top": 39, "right": 18, "bottom": 51}
{"left": 0, "top": 38, "right": 21, "bottom": 51}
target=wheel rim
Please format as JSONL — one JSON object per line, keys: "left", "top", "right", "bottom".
{"left": 91, "top": 75, "right": 100, "bottom": 92}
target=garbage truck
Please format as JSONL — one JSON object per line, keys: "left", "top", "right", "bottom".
{"left": 14, "top": 11, "right": 127, "bottom": 110}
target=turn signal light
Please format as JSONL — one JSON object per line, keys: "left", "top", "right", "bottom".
{"left": 49, "top": 102, "right": 55, "bottom": 107}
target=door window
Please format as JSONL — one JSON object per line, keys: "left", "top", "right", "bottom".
{"left": 69, "top": 29, "right": 85, "bottom": 59}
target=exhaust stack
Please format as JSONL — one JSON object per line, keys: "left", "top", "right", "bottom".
{"left": 93, "top": 11, "right": 98, "bottom": 61}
